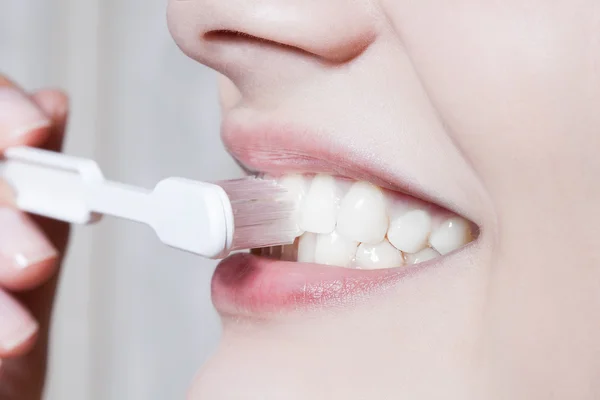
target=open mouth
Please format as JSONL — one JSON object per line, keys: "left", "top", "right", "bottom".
{"left": 252, "top": 174, "right": 476, "bottom": 268}
{"left": 209, "top": 112, "right": 484, "bottom": 317}
{"left": 213, "top": 170, "right": 479, "bottom": 317}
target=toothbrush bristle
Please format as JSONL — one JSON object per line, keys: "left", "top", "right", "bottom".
{"left": 216, "top": 177, "right": 300, "bottom": 251}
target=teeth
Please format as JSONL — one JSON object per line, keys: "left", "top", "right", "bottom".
{"left": 278, "top": 174, "right": 309, "bottom": 234}
{"left": 354, "top": 240, "right": 404, "bottom": 270}
{"left": 405, "top": 248, "right": 440, "bottom": 264}
{"left": 429, "top": 217, "right": 472, "bottom": 255}
{"left": 279, "top": 174, "right": 309, "bottom": 199}
{"left": 299, "top": 174, "right": 340, "bottom": 234}
{"left": 298, "top": 233, "right": 317, "bottom": 263}
{"left": 387, "top": 209, "right": 432, "bottom": 253}
{"left": 257, "top": 174, "right": 476, "bottom": 268}
{"left": 314, "top": 231, "right": 358, "bottom": 268}
{"left": 336, "top": 181, "right": 389, "bottom": 244}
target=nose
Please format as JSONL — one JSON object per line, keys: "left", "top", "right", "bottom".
{"left": 168, "top": 0, "right": 377, "bottom": 79}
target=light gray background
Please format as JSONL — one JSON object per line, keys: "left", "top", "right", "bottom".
{"left": 2, "top": 0, "right": 240, "bottom": 398}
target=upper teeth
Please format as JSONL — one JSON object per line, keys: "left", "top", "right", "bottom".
{"left": 387, "top": 209, "right": 432, "bottom": 253}
{"left": 337, "top": 181, "right": 389, "bottom": 244}
{"left": 278, "top": 174, "right": 309, "bottom": 234}
{"left": 428, "top": 217, "right": 473, "bottom": 256}
{"left": 265, "top": 174, "right": 474, "bottom": 269}
{"left": 298, "top": 174, "right": 341, "bottom": 234}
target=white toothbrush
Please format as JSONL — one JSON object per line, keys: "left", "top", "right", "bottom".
{"left": 0, "top": 146, "right": 299, "bottom": 259}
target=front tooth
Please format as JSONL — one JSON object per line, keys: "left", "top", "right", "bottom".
{"left": 354, "top": 240, "right": 404, "bottom": 270}
{"left": 387, "top": 209, "right": 432, "bottom": 253}
{"left": 314, "top": 231, "right": 358, "bottom": 268}
{"left": 406, "top": 247, "right": 440, "bottom": 264}
{"left": 298, "top": 233, "right": 317, "bottom": 263}
{"left": 336, "top": 181, "right": 388, "bottom": 244}
{"left": 279, "top": 174, "right": 309, "bottom": 233}
{"left": 299, "top": 174, "right": 340, "bottom": 234}
{"left": 279, "top": 174, "right": 309, "bottom": 199}
{"left": 429, "top": 217, "right": 472, "bottom": 255}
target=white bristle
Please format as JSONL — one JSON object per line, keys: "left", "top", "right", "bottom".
{"left": 216, "top": 177, "right": 300, "bottom": 251}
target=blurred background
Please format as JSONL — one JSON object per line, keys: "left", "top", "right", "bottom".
{"left": 2, "top": 0, "right": 242, "bottom": 398}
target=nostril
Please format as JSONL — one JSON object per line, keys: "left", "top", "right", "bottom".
{"left": 204, "top": 29, "right": 328, "bottom": 62}
{"left": 204, "top": 30, "right": 263, "bottom": 42}
{"left": 205, "top": 30, "right": 290, "bottom": 48}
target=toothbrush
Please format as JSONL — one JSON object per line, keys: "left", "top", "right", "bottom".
{"left": 0, "top": 146, "right": 300, "bottom": 259}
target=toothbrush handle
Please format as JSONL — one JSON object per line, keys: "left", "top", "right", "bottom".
{"left": 0, "top": 146, "right": 234, "bottom": 258}
{"left": 0, "top": 146, "right": 153, "bottom": 225}
{"left": 0, "top": 146, "right": 104, "bottom": 224}
{"left": 87, "top": 181, "right": 151, "bottom": 224}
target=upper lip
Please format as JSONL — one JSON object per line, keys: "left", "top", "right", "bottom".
{"left": 221, "top": 109, "right": 483, "bottom": 226}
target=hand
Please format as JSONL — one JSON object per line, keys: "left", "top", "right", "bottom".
{"left": 0, "top": 76, "right": 70, "bottom": 399}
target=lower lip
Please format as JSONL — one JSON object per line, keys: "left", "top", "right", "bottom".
{"left": 211, "top": 253, "right": 433, "bottom": 317}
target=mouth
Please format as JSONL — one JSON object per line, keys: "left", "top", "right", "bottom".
{"left": 211, "top": 115, "right": 481, "bottom": 318}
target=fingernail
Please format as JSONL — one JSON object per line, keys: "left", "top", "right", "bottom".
{"left": 0, "top": 208, "right": 57, "bottom": 270}
{"left": 0, "top": 86, "right": 50, "bottom": 139}
{"left": 0, "top": 290, "right": 38, "bottom": 352}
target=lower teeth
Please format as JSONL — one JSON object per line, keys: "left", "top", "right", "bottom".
{"left": 253, "top": 218, "right": 471, "bottom": 269}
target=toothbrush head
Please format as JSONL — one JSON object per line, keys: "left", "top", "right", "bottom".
{"left": 216, "top": 177, "right": 300, "bottom": 255}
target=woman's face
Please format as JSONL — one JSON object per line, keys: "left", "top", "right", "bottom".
{"left": 168, "top": 1, "right": 600, "bottom": 398}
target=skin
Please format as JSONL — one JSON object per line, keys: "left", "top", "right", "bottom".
{"left": 166, "top": 0, "right": 600, "bottom": 399}
{"left": 2, "top": 0, "right": 598, "bottom": 398}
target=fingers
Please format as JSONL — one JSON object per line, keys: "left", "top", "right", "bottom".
{"left": 0, "top": 289, "right": 37, "bottom": 358}
{"left": 0, "top": 208, "right": 57, "bottom": 292}
{"left": 31, "top": 89, "right": 69, "bottom": 152}
{"left": 0, "top": 78, "right": 65, "bottom": 291}
{"left": 0, "top": 78, "right": 70, "bottom": 368}
{"left": 0, "top": 77, "right": 52, "bottom": 150}
{"left": 27, "top": 89, "right": 71, "bottom": 253}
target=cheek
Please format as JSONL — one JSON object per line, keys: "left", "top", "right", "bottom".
{"left": 387, "top": 1, "right": 593, "bottom": 137}
{"left": 384, "top": 0, "right": 600, "bottom": 392}
{"left": 480, "top": 256, "right": 600, "bottom": 398}
{"left": 387, "top": 1, "right": 600, "bottom": 258}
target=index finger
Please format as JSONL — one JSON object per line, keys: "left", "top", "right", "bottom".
{"left": 0, "top": 76, "right": 52, "bottom": 150}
